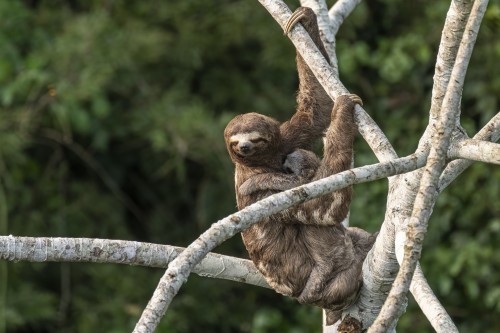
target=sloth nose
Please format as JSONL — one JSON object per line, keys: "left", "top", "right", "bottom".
{"left": 239, "top": 143, "right": 251, "bottom": 153}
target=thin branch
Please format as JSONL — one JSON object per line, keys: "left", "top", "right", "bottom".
{"left": 299, "top": 0, "right": 337, "bottom": 72}
{"left": 394, "top": 222, "right": 459, "bottom": 333}
{"left": 352, "top": 0, "right": 476, "bottom": 330}
{"left": 439, "top": 111, "right": 500, "bottom": 191}
{"left": 410, "top": 264, "right": 459, "bottom": 333}
{"left": 369, "top": 1, "right": 489, "bottom": 331}
{"left": 329, "top": 0, "right": 362, "bottom": 36}
{"left": 0, "top": 236, "right": 269, "bottom": 289}
{"left": 428, "top": 0, "right": 475, "bottom": 125}
{"left": 415, "top": 0, "right": 475, "bottom": 156}
{"left": 133, "top": 153, "right": 426, "bottom": 333}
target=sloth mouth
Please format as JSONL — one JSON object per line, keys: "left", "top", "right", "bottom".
{"left": 235, "top": 151, "right": 254, "bottom": 158}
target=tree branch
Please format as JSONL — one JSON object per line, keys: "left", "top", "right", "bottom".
{"left": 0, "top": 236, "right": 269, "bottom": 289}
{"left": 350, "top": 1, "right": 475, "bottom": 331}
{"left": 259, "top": 0, "right": 398, "bottom": 163}
{"left": 329, "top": 0, "right": 362, "bottom": 36}
{"left": 383, "top": 111, "right": 500, "bottom": 333}
{"left": 133, "top": 153, "right": 426, "bottom": 333}
{"left": 439, "top": 111, "right": 500, "bottom": 191}
{"left": 369, "top": 1, "right": 489, "bottom": 331}
{"left": 448, "top": 139, "right": 500, "bottom": 164}
{"left": 394, "top": 222, "right": 459, "bottom": 333}
{"left": 299, "top": 0, "right": 337, "bottom": 72}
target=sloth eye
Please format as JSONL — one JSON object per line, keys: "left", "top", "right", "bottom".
{"left": 250, "top": 138, "right": 266, "bottom": 144}
{"left": 230, "top": 141, "right": 238, "bottom": 146}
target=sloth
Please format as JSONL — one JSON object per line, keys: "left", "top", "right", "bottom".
{"left": 239, "top": 149, "right": 320, "bottom": 196}
{"left": 224, "top": 7, "right": 376, "bottom": 324}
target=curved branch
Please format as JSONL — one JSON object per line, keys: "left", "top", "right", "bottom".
{"left": 0, "top": 236, "right": 269, "bottom": 289}
{"left": 369, "top": 1, "right": 490, "bottom": 331}
{"left": 133, "top": 153, "right": 426, "bottom": 333}
{"left": 329, "top": 0, "right": 362, "bottom": 36}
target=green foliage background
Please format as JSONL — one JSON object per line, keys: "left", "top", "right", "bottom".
{"left": 0, "top": 1, "right": 499, "bottom": 332}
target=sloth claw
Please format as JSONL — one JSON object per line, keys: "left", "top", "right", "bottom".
{"left": 338, "top": 94, "right": 363, "bottom": 107}
{"left": 284, "top": 7, "right": 312, "bottom": 35}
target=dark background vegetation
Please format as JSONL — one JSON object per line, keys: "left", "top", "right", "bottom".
{"left": 1, "top": 0, "right": 499, "bottom": 332}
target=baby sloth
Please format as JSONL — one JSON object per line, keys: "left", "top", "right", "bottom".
{"left": 224, "top": 7, "right": 376, "bottom": 325}
{"left": 239, "top": 148, "right": 320, "bottom": 195}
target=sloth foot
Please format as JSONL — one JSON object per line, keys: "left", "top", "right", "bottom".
{"left": 338, "top": 94, "right": 363, "bottom": 107}
{"left": 284, "top": 7, "right": 316, "bottom": 34}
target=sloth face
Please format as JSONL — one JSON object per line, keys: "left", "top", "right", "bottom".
{"left": 283, "top": 149, "right": 320, "bottom": 178}
{"left": 224, "top": 112, "right": 281, "bottom": 165}
{"left": 228, "top": 131, "right": 271, "bottom": 158}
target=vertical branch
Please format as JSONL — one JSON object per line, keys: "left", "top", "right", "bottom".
{"left": 428, "top": 0, "right": 476, "bottom": 125}
{"left": 300, "top": 0, "right": 337, "bottom": 70}
{"left": 369, "top": 1, "right": 489, "bottom": 331}
{"left": 350, "top": 0, "right": 475, "bottom": 330}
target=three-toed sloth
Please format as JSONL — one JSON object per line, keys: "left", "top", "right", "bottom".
{"left": 224, "top": 7, "right": 376, "bottom": 324}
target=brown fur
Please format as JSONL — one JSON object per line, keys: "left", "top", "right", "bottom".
{"left": 224, "top": 7, "right": 376, "bottom": 325}
{"left": 239, "top": 149, "right": 320, "bottom": 195}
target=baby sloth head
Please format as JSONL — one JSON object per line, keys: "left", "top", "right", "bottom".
{"left": 224, "top": 112, "right": 281, "bottom": 167}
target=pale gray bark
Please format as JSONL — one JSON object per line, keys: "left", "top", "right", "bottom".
{"left": 350, "top": 1, "right": 475, "bottom": 332}
{"left": 390, "top": 113, "right": 500, "bottom": 333}
{"left": 329, "top": 0, "right": 362, "bottom": 36}
{"left": 2, "top": 2, "right": 497, "bottom": 333}
{"left": 259, "top": 0, "right": 398, "bottom": 163}
{"left": 439, "top": 111, "right": 500, "bottom": 191}
{"left": 369, "top": 1, "right": 489, "bottom": 332}
{"left": 0, "top": 236, "right": 269, "bottom": 288}
{"left": 448, "top": 139, "right": 500, "bottom": 165}
{"left": 133, "top": 154, "right": 426, "bottom": 333}
{"left": 299, "top": 0, "right": 337, "bottom": 72}
{"left": 281, "top": 0, "right": 474, "bottom": 331}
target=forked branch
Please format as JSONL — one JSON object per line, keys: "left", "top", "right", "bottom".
{"left": 369, "top": 1, "right": 490, "bottom": 331}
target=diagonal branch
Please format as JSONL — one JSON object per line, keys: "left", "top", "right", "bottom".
{"left": 299, "top": 0, "right": 337, "bottom": 70}
{"left": 259, "top": 0, "right": 398, "bottom": 163}
{"left": 369, "top": 1, "right": 490, "bottom": 331}
{"left": 132, "top": 153, "right": 426, "bottom": 333}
